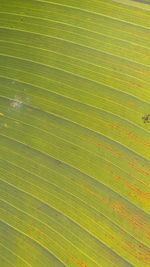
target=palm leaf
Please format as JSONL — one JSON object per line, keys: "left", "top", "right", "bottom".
{"left": 0, "top": 0, "right": 150, "bottom": 266}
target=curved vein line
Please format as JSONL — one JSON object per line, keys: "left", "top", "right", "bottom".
{"left": 2, "top": 157, "right": 150, "bottom": 235}
{"left": 3, "top": 112, "right": 150, "bottom": 194}
{"left": 0, "top": 1, "right": 149, "bottom": 266}
{"left": 1, "top": 78, "right": 149, "bottom": 141}
{"left": 1, "top": 48, "right": 150, "bottom": 99}
{"left": 0, "top": 242, "right": 31, "bottom": 267}
{"left": 0, "top": 228, "right": 48, "bottom": 267}
{"left": 2, "top": 169, "right": 117, "bottom": 232}
{"left": 0, "top": 209, "right": 99, "bottom": 267}
{"left": 1, "top": 91, "right": 150, "bottom": 184}
{"left": 0, "top": 199, "right": 135, "bottom": 267}
{"left": 0, "top": 199, "right": 105, "bottom": 267}
{"left": 0, "top": 180, "right": 141, "bottom": 266}
{"left": 0, "top": 255, "right": 15, "bottom": 267}
{"left": 1, "top": 93, "right": 150, "bottom": 163}
{"left": 113, "top": 0, "right": 150, "bottom": 11}
{"left": 1, "top": 15, "right": 150, "bottom": 53}
{"left": 0, "top": 65, "right": 150, "bottom": 138}
{"left": 0, "top": 26, "right": 150, "bottom": 68}
{"left": 2, "top": 151, "right": 150, "bottom": 220}
{"left": 0, "top": 51, "right": 149, "bottom": 106}
{"left": 0, "top": 39, "right": 149, "bottom": 85}
{"left": 1, "top": 85, "right": 145, "bottom": 139}
{"left": 1, "top": 78, "right": 150, "bottom": 155}
{"left": 0, "top": 186, "right": 125, "bottom": 267}
{"left": 0, "top": 10, "right": 149, "bottom": 46}
{"left": 91, "top": 0, "right": 150, "bottom": 14}
{"left": 1, "top": 53, "right": 150, "bottom": 134}
{"left": 1, "top": 159, "right": 150, "bottom": 250}
{"left": 28, "top": 0, "right": 150, "bottom": 29}
{"left": 1, "top": 30, "right": 150, "bottom": 81}
{"left": 1, "top": 117, "right": 149, "bottom": 215}
{"left": 2, "top": 133, "right": 148, "bottom": 221}
{"left": 3, "top": 76, "right": 140, "bottom": 121}
{"left": 1, "top": 84, "right": 149, "bottom": 160}
{"left": 0, "top": 45, "right": 149, "bottom": 95}
{"left": 0, "top": 218, "right": 66, "bottom": 267}
{"left": 1, "top": 133, "right": 149, "bottom": 220}
{"left": 2, "top": 157, "right": 149, "bottom": 246}
{"left": 1, "top": 150, "right": 149, "bottom": 249}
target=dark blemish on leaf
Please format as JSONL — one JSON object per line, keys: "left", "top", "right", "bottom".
{"left": 55, "top": 160, "right": 62, "bottom": 166}
{"left": 142, "top": 114, "right": 150, "bottom": 123}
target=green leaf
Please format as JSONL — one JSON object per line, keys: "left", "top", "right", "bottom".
{"left": 0, "top": 0, "right": 150, "bottom": 266}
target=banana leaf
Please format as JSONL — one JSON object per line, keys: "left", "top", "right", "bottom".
{"left": 0, "top": 0, "right": 150, "bottom": 266}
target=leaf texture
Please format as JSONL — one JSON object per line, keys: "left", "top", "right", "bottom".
{"left": 0, "top": 0, "right": 150, "bottom": 266}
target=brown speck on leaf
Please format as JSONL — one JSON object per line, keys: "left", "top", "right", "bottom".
{"left": 36, "top": 206, "right": 43, "bottom": 211}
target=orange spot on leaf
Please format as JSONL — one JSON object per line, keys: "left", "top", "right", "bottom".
{"left": 131, "top": 82, "right": 142, "bottom": 88}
